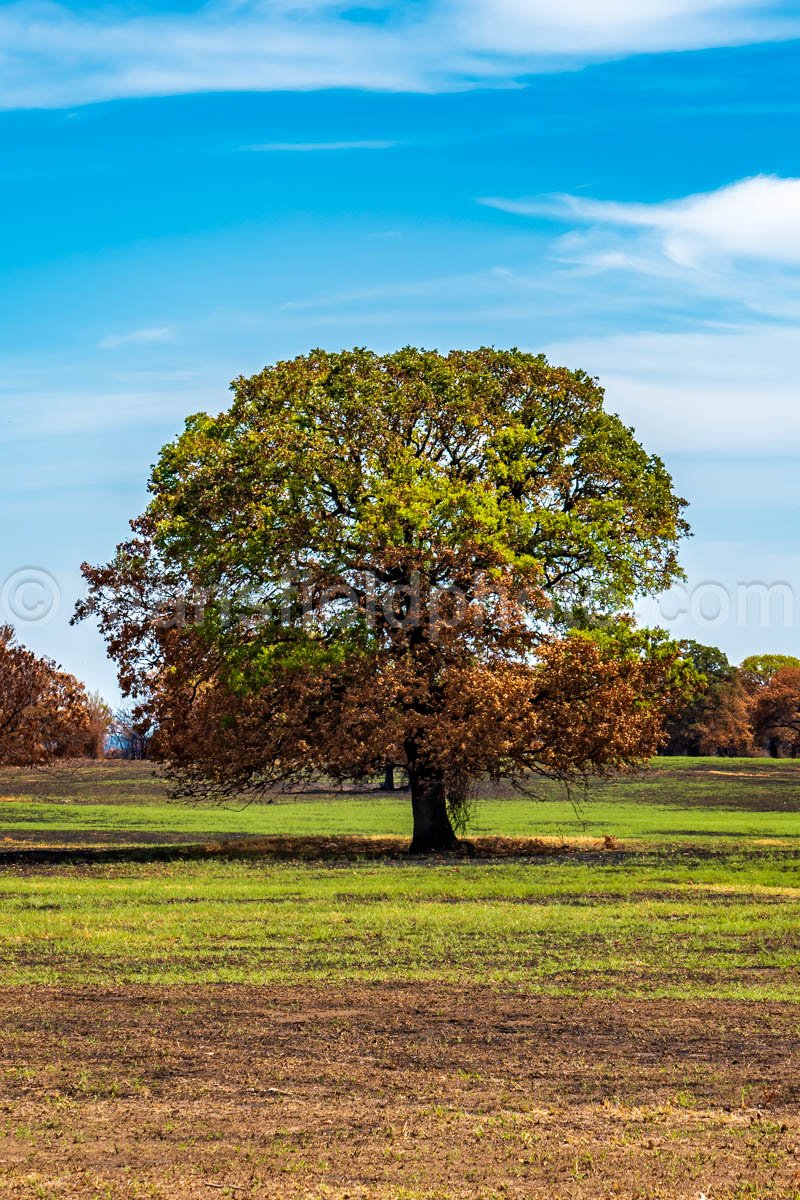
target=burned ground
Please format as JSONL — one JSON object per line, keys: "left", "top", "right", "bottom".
{"left": 0, "top": 985, "right": 798, "bottom": 1199}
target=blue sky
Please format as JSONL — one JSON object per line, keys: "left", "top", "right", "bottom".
{"left": 1, "top": 0, "right": 800, "bottom": 696}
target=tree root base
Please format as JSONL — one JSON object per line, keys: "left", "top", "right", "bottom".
{"left": 406, "top": 837, "right": 476, "bottom": 858}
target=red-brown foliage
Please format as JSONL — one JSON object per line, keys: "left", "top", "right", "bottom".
{"left": 0, "top": 626, "right": 92, "bottom": 766}
{"left": 751, "top": 667, "right": 800, "bottom": 757}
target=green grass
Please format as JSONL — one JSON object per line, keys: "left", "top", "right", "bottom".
{"left": 1, "top": 794, "right": 799, "bottom": 843}
{"left": 1, "top": 852, "right": 798, "bottom": 997}
{"left": 0, "top": 758, "right": 798, "bottom": 1001}
{"left": 0, "top": 758, "right": 798, "bottom": 846}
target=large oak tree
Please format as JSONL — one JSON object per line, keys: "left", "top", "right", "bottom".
{"left": 78, "top": 348, "right": 690, "bottom": 851}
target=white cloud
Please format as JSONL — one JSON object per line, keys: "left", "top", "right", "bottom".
{"left": 245, "top": 140, "right": 398, "bottom": 152}
{"left": 2, "top": 388, "right": 196, "bottom": 436}
{"left": 0, "top": 357, "right": 215, "bottom": 437}
{"left": 98, "top": 326, "right": 175, "bottom": 350}
{"left": 481, "top": 177, "right": 800, "bottom": 323}
{"left": 484, "top": 177, "right": 800, "bottom": 268}
{"left": 0, "top": 0, "right": 798, "bottom": 109}
{"left": 545, "top": 324, "right": 800, "bottom": 454}
{"left": 454, "top": 0, "right": 800, "bottom": 55}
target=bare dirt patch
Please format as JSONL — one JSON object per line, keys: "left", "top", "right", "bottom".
{"left": 704, "top": 771, "right": 779, "bottom": 779}
{"left": 0, "top": 985, "right": 797, "bottom": 1199}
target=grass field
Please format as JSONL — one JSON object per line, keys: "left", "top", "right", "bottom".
{"left": 1, "top": 853, "right": 798, "bottom": 998}
{"left": 0, "top": 759, "right": 798, "bottom": 1198}
{"left": 1, "top": 757, "right": 799, "bottom": 846}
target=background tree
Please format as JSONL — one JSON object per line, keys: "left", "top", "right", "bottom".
{"left": 83, "top": 691, "right": 112, "bottom": 760}
{"left": 751, "top": 667, "right": 800, "bottom": 758}
{"left": 740, "top": 654, "right": 800, "bottom": 691}
{"left": 739, "top": 654, "right": 800, "bottom": 755}
{"left": 693, "top": 672, "right": 755, "bottom": 757}
{"left": 111, "top": 706, "right": 155, "bottom": 760}
{"left": 0, "top": 625, "right": 91, "bottom": 766}
{"left": 78, "top": 347, "right": 691, "bottom": 852}
{"left": 662, "top": 641, "right": 732, "bottom": 754}
{"left": 663, "top": 641, "right": 754, "bottom": 757}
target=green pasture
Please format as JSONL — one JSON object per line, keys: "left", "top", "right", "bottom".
{"left": 1, "top": 795, "right": 799, "bottom": 843}
{"left": 0, "top": 758, "right": 797, "bottom": 1000}
{"left": 0, "top": 852, "right": 798, "bottom": 998}
{"left": 0, "top": 758, "right": 798, "bottom": 847}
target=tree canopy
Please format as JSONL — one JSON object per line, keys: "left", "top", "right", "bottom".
{"left": 662, "top": 641, "right": 754, "bottom": 757}
{"left": 752, "top": 667, "right": 800, "bottom": 758}
{"left": 79, "top": 347, "right": 691, "bottom": 850}
{"left": 0, "top": 626, "right": 92, "bottom": 766}
{"left": 740, "top": 654, "right": 800, "bottom": 690}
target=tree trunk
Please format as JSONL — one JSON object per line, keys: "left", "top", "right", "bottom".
{"left": 408, "top": 767, "right": 459, "bottom": 854}
{"left": 379, "top": 763, "right": 396, "bottom": 791}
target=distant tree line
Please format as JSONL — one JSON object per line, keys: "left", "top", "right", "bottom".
{"left": 663, "top": 645, "right": 800, "bottom": 758}
{"left": 3, "top": 616, "right": 800, "bottom": 772}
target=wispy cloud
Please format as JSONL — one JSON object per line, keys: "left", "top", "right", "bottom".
{"left": 479, "top": 176, "right": 800, "bottom": 455}
{"left": 482, "top": 177, "right": 800, "bottom": 267}
{"left": 98, "top": 326, "right": 176, "bottom": 351}
{"left": 0, "top": 1, "right": 798, "bottom": 109}
{"left": 546, "top": 324, "right": 800, "bottom": 454}
{"left": 481, "top": 176, "right": 800, "bottom": 320}
{"left": 456, "top": 0, "right": 800, "bottom": 56}
{"left": 276, "top": 265, "right": 529, "bottom": 313}
{"left": 245, "top": 140, "right": 398, "bottom": 152}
